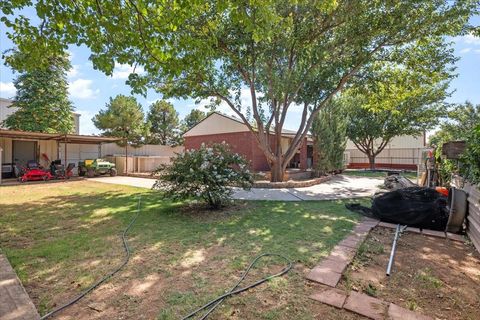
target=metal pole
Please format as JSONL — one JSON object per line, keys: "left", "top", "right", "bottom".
{"left": 386, "top": 224, "right": 407, "bottom": 276}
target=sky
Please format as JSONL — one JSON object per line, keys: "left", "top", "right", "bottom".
{"left": 0, "top": 13, "right": 479, "bottom": 136}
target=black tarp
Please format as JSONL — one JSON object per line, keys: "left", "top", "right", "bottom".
{"left": 346, "top": 187, "right": 449, "bottom": 231}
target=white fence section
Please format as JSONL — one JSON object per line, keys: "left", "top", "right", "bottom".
{"left": 101, "top": 143, "right": 184, "bottom": 157}
{"left": 101, "top": 143, "right": 184, "bottom": 173}
{"left": 346, "top": 147, "right": 429, "bottom": 167}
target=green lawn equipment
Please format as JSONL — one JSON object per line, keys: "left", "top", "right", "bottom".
{"left": 78, "top": 159, "right": 117, "bottom": 178}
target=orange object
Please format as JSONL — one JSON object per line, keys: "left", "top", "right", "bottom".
{"left": 435, "top": 187, "right": 449, "bottom": 197}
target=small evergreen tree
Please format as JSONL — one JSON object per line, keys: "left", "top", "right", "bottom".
{"left": 3, "top": 51, "right": 74, "bottom": 133}
{"left": 311, "top": 100, "right": 347, "bottom": 176}
{"left": 146, "top": 100, "right": 181, "bottom": 145}
{"left": 93, "top": 95, "right": 149, "bottom": 173}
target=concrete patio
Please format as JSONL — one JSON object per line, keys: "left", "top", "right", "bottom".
{"left": 88, "top": 174, "right": 382, "bottom": 201}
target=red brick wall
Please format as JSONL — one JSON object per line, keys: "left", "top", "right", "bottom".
{"left": 184, "top": 131, "right": 271, "bottom": 171}
{"left": 184, "top": 132, "right": 309, "bottom": 172}
{"left": 347, "top": 163, "right": 418, "bottom": 170}
{"left": 299, "top": 138, "right": 308, "bottom": 169}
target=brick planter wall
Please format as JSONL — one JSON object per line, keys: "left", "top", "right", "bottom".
{"left": 253, "top": 175, "right": 332, "bottom": 189}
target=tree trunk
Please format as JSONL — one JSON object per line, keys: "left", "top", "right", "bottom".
{"left": 271, "top": 160, "right": 284, "bottom": 182}
{"left": 368, "top": 154, "right": 376, "bottom": 170}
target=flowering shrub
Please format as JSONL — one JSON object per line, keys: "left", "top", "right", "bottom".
{"left": 153, "top": 142, "right": 254, "bottom": 209}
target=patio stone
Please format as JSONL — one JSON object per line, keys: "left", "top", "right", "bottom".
{"left": 330, "top": 245, "right": 357, "bottom": 261}
{"left": 446, "top": 232, "right": 464, "bottom": 242}
{"left": 0, "top": 255, "right": 40, "bottom": 320}
{"left": 378, "top": 222, "right": 398, "bottom": 229}
{"left": 310, "top": 287, "right": 347, "bottom": 308}
{"left": 317, "top": 257, "right": 350, "bottom": 274}
{"left": 406, "top": 227, "right": 421, "bottom": 234}
{"left": 388, "top": 303, "right": 433, "bottom": 320}
{"left": 421, "top": 229, "right": 446, "bottom": 238}
{"left": 343, "top": 291, "right": 388, "bottom": 320}
{"left": 306, "top": 266, "right": 342, "bottom": 287}
{"left": 338, "top": 235, "right": 363, "bottom": 249}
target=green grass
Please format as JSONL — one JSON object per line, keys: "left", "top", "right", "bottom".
{"left": 0, "top": 180, "right": 361, "bottom": 319}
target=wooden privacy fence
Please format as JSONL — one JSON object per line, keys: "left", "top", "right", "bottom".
{"left": 465, "top": 183, "right": 480, "bottom": 252}
{"left": 453, "top": 176, "right": 480, "bottom": 252}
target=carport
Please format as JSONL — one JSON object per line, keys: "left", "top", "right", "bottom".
{"left": 0, "top": 129, "right": 120, "bottom": 184}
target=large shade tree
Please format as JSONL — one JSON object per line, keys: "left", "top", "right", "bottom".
{"left": 3, "top": 51, "right": 74, "bottom": 133}
{"left": 344, "top": 63, "right": 450, "bottom": 169}
{"left": 1, "top": 0, "right": 476, "bottom": 181}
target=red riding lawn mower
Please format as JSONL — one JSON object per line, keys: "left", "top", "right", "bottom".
{"left": 14, "top": 154, "right": 76, "bottom": 183}
{"left": 14, "top": 160, "right": 53, "bottom": 182}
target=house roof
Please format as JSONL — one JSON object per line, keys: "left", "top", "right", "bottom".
{"left": 184, "top": 111, "right": 312, "bottom": 140}
{"left": 0, "top": 129, "right": 121, "bottom": 144}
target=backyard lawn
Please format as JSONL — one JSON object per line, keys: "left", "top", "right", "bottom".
{"left": 0, "top": 181, "right": 362, "bottom": 319}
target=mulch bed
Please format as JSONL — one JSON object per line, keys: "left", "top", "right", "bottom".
{"left": 337, "top": 227, "right": 480, "bottom": 319}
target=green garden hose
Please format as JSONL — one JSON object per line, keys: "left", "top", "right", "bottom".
{"left": 39, "top": 197, "right": 293, "bottom": 320}
{"left": 40, "top": 197, "right": 142, "bottom": 320}
{"left": 182, "top": 253, "right": 293, "bottom": 320}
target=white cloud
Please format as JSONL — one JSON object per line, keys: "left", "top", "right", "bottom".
{"left": 459, "top": 47, "right": 472, "bottom": 54}
{"left": 474, "top": 49, "right": 480, "bottom": 54}
{"left": 69, "top": 79, "right": 100, "bottom": 99}
{"left": 463, "top": 33, "right": 480, "bottom": 45}
{"left": 76, "top": 109, "right": 101, "bottom": 135}
{"left": 454, "top": 33, "right": 480, "bottom": 46}
{"left": 67, "top": 64, "right": 81, "bottom": 79}
{"left": 0, "top": 82, "right": 16, "bottom": 98}
{"left": 67, "top": 50, "right": 75, "bottom": 61}
{"left": 111, "top": 63, "right": 145, "bottom": 80}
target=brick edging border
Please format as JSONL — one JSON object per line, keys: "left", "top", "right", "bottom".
{"left": 253, "top": 175, "right": 332, "bottom": 189}
{"left": 305, "top": 218, "right": 435, "bottom": 320}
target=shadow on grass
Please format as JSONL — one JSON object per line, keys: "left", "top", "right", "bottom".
{"left": 0, "top": 182, "right": 362, "bottom": 318}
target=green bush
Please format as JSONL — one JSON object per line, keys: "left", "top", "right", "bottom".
{"left": 153, "top": 142, "right": 253, "bottom": 209}
{"left": 460, "top": 124, "right": 480, "bottom": 185}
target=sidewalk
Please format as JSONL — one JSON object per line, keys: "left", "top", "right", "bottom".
{"left": 88, "top": 174, "right": 382, "bottom": 201}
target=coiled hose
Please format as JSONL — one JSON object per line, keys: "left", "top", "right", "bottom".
{"left": 182, "top": 253, "right": 293, "bottom": 320}
{"left": 39, "top": 197, "right": 292, "bottom": 320}
{"left": 40, "top": 197, "right": 142, "bottom": 320}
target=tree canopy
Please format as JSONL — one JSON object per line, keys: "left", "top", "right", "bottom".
{"left": 3, "top": 51, "right": 74, "bottom": 133}
{"left": 146, "top": 100, "right": 180, "bottom": 146}
{"left": 93, "top": 95, "right": 148, "bottom": 147}
{"left": 311, "top": 99, "right": 347, "bottom": 176}
{"left": 181, "top": 109, "right": 207, "bottom": 133}
{"left": 429, "top": 101, "right": 480, "bottom": 147}
{"left": 429, "top": 101, "right": 480, "bottom": 185}
{"left": 2, "top": 0, "right": 477, "bottom": 180}
{"left": 344, "top": 63, "right": 450, "bottom": 169}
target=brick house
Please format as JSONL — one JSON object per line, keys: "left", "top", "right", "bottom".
{"left": 183, "top": 112, "right": 313, "bottom": 172}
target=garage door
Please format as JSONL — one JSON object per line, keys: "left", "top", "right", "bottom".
{"left": 58, "top": 143, "right": 100, "bottom": 175}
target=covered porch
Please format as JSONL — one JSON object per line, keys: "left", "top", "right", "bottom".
{"left": 0, "top": 129, "right": 120, "bottom": 184}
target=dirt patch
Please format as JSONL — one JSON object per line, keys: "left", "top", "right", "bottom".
{"left": 338, "top": 227, "right": 480, "bottom": 319}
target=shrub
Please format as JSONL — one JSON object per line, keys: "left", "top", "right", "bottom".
{"left": 153, "top": 142, "right": 254, "bottom": 209}
{"left": 460, "top": 124, "right": 480, "bottom": 185}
